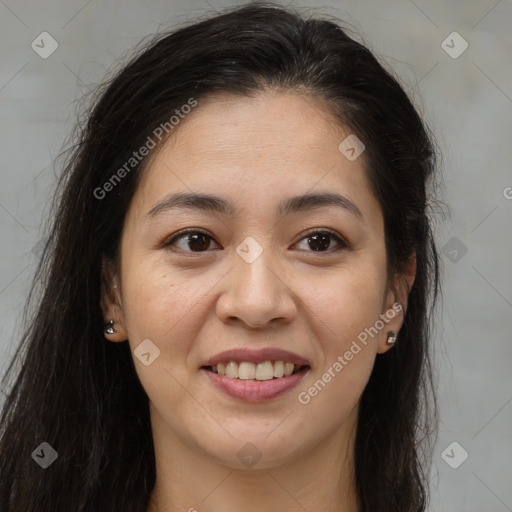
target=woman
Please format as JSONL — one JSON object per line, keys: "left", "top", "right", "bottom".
{"left": 0, "top": 3, "right": 440, "bottom": 511}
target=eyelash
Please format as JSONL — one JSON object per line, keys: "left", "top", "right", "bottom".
{"left": 162, "top": 228, "right": 349, "bottom": 255}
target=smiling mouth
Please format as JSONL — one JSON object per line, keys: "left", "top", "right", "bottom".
{"left": 201, "top": 361, "right": 310, "bottom": 380}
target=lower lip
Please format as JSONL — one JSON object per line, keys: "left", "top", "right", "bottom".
{"left": 201, "top": 366, "right": 310, "bottom": 402}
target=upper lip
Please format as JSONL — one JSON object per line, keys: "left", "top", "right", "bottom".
{"left": 201, "top": 348, "right": 310, "bottom": 367}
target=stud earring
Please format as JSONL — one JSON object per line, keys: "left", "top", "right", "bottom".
{"left": 104, "top": 320, "right": 116, "bottom": 335}
{"left": 386, "top": 331, "right": 397, "bottom": 344}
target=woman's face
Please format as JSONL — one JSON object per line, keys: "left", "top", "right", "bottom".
{"left": 103, "top": 91, "right": 409, "bottom": 469}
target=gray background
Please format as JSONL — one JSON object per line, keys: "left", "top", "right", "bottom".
{"left": 1, "top": 0, "right": 511, "bottom": 510}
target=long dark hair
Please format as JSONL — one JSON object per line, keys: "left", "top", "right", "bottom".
{"left": 0, "top": 3, "right": 441, "bottom": 511}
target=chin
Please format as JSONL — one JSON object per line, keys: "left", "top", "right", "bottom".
{"left": 198, "top": 427, "right": 309, "bottom": 470}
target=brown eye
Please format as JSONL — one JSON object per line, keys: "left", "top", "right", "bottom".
{"left": 295, "top": 230, "right": 348, "bottom": 253}
{"left": 163, "top": 228, "right": 348, "bottom": 255}
{"left": 164, "top": 229, "right": 220, "bottom": 253}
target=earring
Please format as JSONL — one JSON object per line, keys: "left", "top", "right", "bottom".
{"left": 104, "top": 320, "right": 116, "bottom": 335}
{"left": 386, "top": 331, "right": 397, "bottom": 345}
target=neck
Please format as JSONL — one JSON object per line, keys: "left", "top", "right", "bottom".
{"left": 146, "top": 406, "right": 360, "bottom": 512}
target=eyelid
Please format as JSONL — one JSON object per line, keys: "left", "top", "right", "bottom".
{"left": 163, "top": 228, "right": 219, "bottom": 249}
{"left": 162, "top": 227, "right": 350, "bottom": 253}
{"left": 297, "top": 228, "right": 349, "bottom": 247}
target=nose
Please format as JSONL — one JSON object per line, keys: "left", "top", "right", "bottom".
{"left": 215, "top": 248, "right": 298, "bottom": 329}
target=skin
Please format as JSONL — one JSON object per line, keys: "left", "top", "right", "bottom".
{"left": 101, "top": 91, "right": 415, "bottom": 512}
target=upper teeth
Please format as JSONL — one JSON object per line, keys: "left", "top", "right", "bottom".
{"left": 211, "top": 361, "right": 300, "bottom": 380}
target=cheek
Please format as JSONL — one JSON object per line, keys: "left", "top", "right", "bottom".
{"left": 119, "top": 259, "right": 206, "bottom": 406}
{"left": 121, "top": 266, "right": 175, "bottom": 338}
{"left": 296, "top": 259, "right": 385, "bottom": 407}
{"left": 118, "top": 250, "right": 172, "bottom": 346}
{"left": 120, "top": 254, "right": 217, "bottom": 353}
{"left": 305, "top": 261, "right": 386, "bottom": 345}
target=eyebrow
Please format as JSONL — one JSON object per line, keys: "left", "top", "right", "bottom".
{"left": 145, "top": 191, "right": 364, "bottom": 221}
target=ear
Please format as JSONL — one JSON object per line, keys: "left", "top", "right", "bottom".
{"left": 377, "top": 253, "right": 416, "bottom": 354}
{"left": 100, "top": 256, "right": 128, "bottom": 342}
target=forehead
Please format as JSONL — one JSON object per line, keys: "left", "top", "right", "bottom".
{"left": 161, "top": 91, "right": 348, "bottom": 165}
{"left": 129, "top": 91, "right": 381, "bottom": 227}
